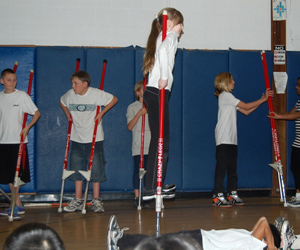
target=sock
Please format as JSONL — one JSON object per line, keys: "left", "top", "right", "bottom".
{"left": 295, "top": 193, "right": 300, "bottom": 199}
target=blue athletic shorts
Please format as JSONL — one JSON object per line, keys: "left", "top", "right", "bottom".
{"left": 69, "top": 141, "right": 107, "bottom": 183}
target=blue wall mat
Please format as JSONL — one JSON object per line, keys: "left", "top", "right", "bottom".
{"left": 286, "top": 51, "right": 300, "bottom": 188}
{"left": 0, "top": 47, "right": 36, "bottom": 193}
{"left": 182, "top": 49, "right": 229, "bottom": 191}
{"left": 86, "top": 47, "right": 135, "bottom": 192}
{"left": 35, "top": 46, "right": 86, "bottom": 193}
{"left": 229, "top": 49, "right": 273, "bottom": 189}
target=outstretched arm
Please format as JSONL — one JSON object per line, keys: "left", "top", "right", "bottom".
{"left": 269, "top": 106, "right": 300, "bottom": 120}
{"left": 238, "top": 89, "right": 273, "bottom": 116}
{"left": 251, "top": 217, "right": 277, "bottom": 250}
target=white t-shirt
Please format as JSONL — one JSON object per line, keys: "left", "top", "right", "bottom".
{"left": 126, "top": 100, "right": 151, "bottom": 156}
{"left": 201, "top": 229, "right": 267, "bottom": 250}
{"left": 60, "top": 87, "right": 113, "bottom": 143}
{"left": 147, "top": 31, "right": 178, "bottom": 91}
{"left": 215, "top": 92, "right": 240, "bottom": 146}
{"left": 0, "top": 89, "right": 38, "bottom": 144}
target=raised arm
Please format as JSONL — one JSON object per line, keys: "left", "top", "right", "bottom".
{"left": 237, "top": 89, "right": 273, "bottom": 116}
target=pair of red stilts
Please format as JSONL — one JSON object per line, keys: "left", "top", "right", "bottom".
{"left": 58, "top": 59, "right": 107, "bottom": 214}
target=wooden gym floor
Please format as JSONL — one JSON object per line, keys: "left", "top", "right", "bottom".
{"left": 0, "top": 197, "right": 299, "bottom": 250}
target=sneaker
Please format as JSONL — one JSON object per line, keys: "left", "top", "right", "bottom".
{"left": 63, "top": 198, "right": 83, "bottom": 212}
{"left": 162, "top": 184, "right": 176, "bottom": 192}
{"left": 212, "top": 193, "right": 232, "bottom": 208}
{"left": 287, "top": 196, "right": 300, "bottom": 207}
{"left": 91, "top": 198, "right": 105, "bottom": 213}
{"left": 227, "top": 191, "right": 245, "bottom": 206}
{"left": 0, "top": 207, "right": 21, "bottom": 220}
{"left": 107, "top": 215, "right": 129, "bottom": 250}
{"left": 274, "top": 216, "right": 286, "bottom": 233}
{"left": 143, "top": 190, "right": 176, "bottom": 201}
{"left": 280, "top": 220, "right": 297, "bottom": 250}
{"left": 16, "top": 205, "right": 25, "bottom": 215}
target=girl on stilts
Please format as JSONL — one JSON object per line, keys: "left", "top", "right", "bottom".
{"left": 142, "top": 8, "right": 184, "bottom": 200}
{"left": 212, "top": 72, "right": 273, "bottom": 207}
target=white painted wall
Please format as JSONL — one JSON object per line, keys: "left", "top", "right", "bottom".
{"left": 0, "top": 0, "right": 299, "bottom": 51}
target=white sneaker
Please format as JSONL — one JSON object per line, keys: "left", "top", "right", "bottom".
{"left": 91, "top": 198, "right": 105, "bottom": 213}
{"left": 63, "top": 198, "right": 83, "bottom": 212}
{"left": 281, "top": 220, "right": 297, "bottom": 250}
{"left": 107, "top": 215, "right": 129, "bottom": 250}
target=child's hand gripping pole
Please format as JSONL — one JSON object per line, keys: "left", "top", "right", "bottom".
{"left": 137, "top": 76, "right": 148, "bottom": 210}
{"left": 80, "top": 59, "right": 107, "bottom": 214}
{"left": 156, "top": 10, "right": 167, "bottom": 237}
{"left": 9, "top": 70, "right": 34, "bottom": 222}
{"left": 261, "top": 51, "right": 287, "bottom": 206}
{"left": 58, "top": 58, "right": 81, "bottom": 213}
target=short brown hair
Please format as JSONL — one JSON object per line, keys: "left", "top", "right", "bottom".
{"left": 1, "top": 68, "right": 15, "bottom": 79}
{"left": 70, "top": 70, "right": 91, "bottom": 86}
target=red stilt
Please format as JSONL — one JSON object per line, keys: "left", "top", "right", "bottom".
{"left": 13, "top": 61, "right": 18, "bottom": 72}
{"left": 9, "top": 70, "right": 34, "bottom": 222}
{"left": 261, "top": 51, "right": 287, "bottom": 207}
{"left": 58, "top": 59, "right": 81, "bottom": 212}
{"left": 156, "top": 9, "right": 168, "bottom": 237}
{"left": 81, "top": 59, "right": 107, "bottom": 214}
{"left": 75, "top": 58, "right": 80, "bottom": 72}
{"left": 137, "top": 76, "right": 148, "bottom": 210}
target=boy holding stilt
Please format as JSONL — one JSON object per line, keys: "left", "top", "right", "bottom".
{"left": 0, "top": 68, "right": 40, "bottom": 219}
{"left": 60, "top": 70, "right": 117, "bottom": 213}
{"left": 126, "top": 80, "right": 151, "bottom": 207}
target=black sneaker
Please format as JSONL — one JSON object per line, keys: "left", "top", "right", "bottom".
{"left": 143, "top": 190, "right": 176, "bottom": 201}
{"left": 163, "top": 184, "right": 176, "bottom": 192}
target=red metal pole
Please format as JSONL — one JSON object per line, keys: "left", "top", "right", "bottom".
{"left": 75, "top": 58, "right": 80, "bottom": 71}
{"left": 261, "top": 51, "right": 287, "bottom": 206}
{"left": 9, "top": 69, "right": 34, "bottom": 222}
{"left": 156, "top": 9, "right": 167, "bottom": 236}
{"left": 13, "top": 61, "right": 18, "bottom": 72}
{"left": 81, "top": 59, "right": 107, "bottom": 214}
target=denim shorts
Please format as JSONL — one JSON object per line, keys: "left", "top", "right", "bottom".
{"left": 69, "top": 141, "right": 107, "bottom": 183}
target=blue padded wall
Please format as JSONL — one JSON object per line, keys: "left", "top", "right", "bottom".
{"left": 229, "top": 49, "right": 273, "bottom": 189}
{"left": 86, "top": 47, "right": 135, "bottom": 192}
{"left": 3, "top": 45, "right": 299, "bottom": 196}
{"left": 35, "top": 47, "right": 86, "bottom": 193}
{"left": 182, "top": 49, "right": 229, "bottom": 191}
{"left": 286, "top": 51, "right": 300, "bottom": 188}
{"left": 0, "top": 47, "right": 36, "bottom": 193}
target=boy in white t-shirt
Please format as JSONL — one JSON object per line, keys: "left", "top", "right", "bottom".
{"left": 60, "top": 70, "right": 117, "bottom": 213}
{"left": 213, "top": 72, "right": 272, "bottom": 207}
{"left": 126, "top": 80, "right": 150, "bottom": 207}
{"left": 0, "top": 68, "right": 40, "bottom": 219}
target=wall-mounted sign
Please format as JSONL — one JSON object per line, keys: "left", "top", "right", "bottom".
{"left": 273, "top": 0, "right": 287, "bottom": 21}
{"left": 274, "top": 45, "right": 286, "bottom": 65}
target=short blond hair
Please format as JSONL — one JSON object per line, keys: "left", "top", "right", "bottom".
{"left": 134, "top": 80, "right": 144, "bottom": 101}
{"left": 214, "top": 72, "right": 233, "bottom": 97}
